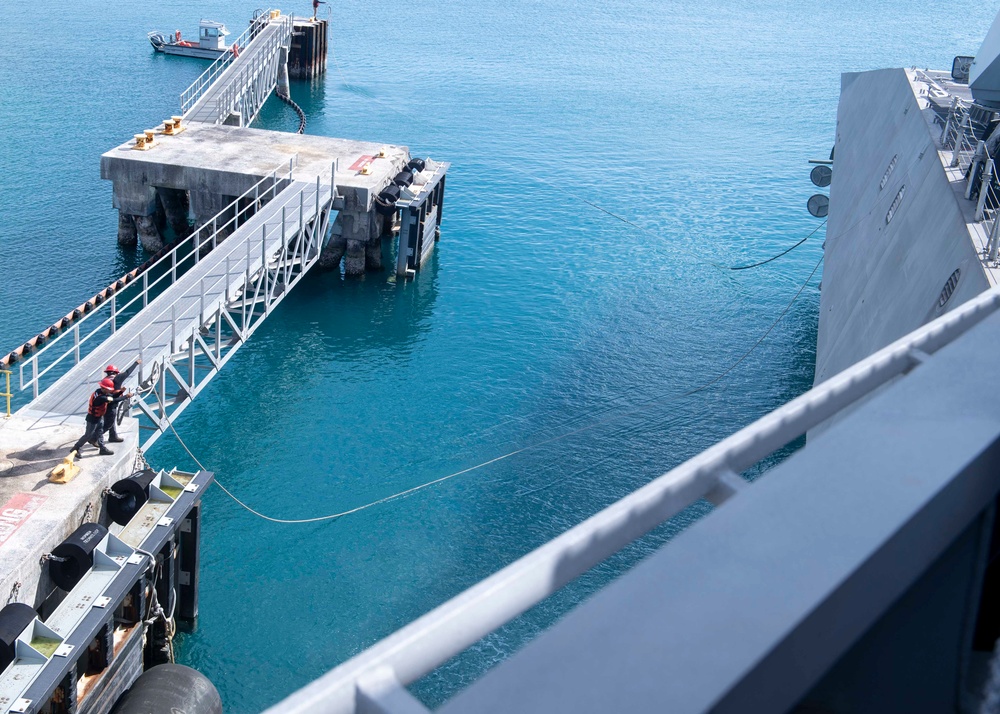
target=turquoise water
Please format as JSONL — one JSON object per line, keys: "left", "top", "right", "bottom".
{"left": 1, "top": 1, "right": 994, "bottom": 710}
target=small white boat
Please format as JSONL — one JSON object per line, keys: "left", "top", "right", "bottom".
{"left": 148, "top": 20, "right": 234, "bottom": 59}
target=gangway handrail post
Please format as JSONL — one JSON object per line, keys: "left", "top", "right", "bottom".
{"left": 73, "top": 325, "right": 80, "bottom": 365}
{"left": 299, "top": 188, "right": 306, "bottom": 270}
{"left": 1, "top": 370, "right": 11, "bottom": 418}
{"left": 170, "top": 305, "right": 176, "bottom": 355}
{"left": 110, "top": 294, "right": 117, "bottom": 334}
{"left": 31, "top": 359, "right": 38, "bottom": 400}
{"left": 143, "top": 271, "right": 149, "bottom": 308}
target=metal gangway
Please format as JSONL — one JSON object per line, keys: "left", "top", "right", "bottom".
{"left": 17, "top": 162, "right": 337, "bottom": 449}
{"left": 181, "top": 10, "right": 294, "bottom": 126}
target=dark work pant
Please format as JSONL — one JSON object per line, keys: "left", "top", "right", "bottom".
{"left": 103, "top": 404, "right": 119, "bottom": 438}
{"left": 72, "top": 417, "right": 105, "bottom": 453}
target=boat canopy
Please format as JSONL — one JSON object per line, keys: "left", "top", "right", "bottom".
{"left": 198, "top": 19, "right": 230, "bottom": 37}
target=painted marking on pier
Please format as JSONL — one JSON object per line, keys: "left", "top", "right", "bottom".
{"left": 349, "top": 155, "right": 373, "bottom": 171}
{"left": 0, "top": 493, "right": 48, "bottom": 546}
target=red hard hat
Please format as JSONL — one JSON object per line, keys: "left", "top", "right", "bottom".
{"left": 99, "top": 377, "right": 116, "bottom": 390}
{"left": 105, "top": 364, "right": 119, "bottom": 374}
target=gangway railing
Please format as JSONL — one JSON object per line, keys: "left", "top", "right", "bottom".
{"left": 16, "top": 159, "right": 298, "bottom": 403}
{"left": 179, "top": 9, "right": 276, "bottom": 114}
{"left": 267, "top": 277, "right": 1000, "bottom": 714}
{"left": 206, "top": 15, "right": 294, "bottom": 126}
{"left": 123, "top": 172, "right": 335, "bottom": 449}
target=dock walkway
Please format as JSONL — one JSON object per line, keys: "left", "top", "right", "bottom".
{"left": 21, "top": 178, "right": 334, "bottom": 432}
{"left": 183, "top": 14, "right": 293, "bottom": 126}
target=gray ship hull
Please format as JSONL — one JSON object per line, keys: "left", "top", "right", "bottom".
{"left": 815, "top": 67, "right": 992, "bottom": 388}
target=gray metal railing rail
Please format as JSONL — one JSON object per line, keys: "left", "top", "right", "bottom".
{"left": 210, "top": 15, "right": 293, "bottom": 126}
{"left": 120, "top": 168, "right": 334, "bottom": 450}
{"left": 179, "top": 9, "right": 276, "bottom": 114}
{"left": 938, "top": 97, "right": 1000, "bottom": 263}
{"left": 267, "top": 282, "right": 1000, "bottom": 714}
{"left": 17, "top": 158, "right": 298, "bottom": 402}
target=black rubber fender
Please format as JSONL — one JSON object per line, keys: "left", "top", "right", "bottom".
{"left": 407, "top": 157, "right": 426, "bottom": 173}
{"left": 0, "top": 603, "right": 36, "bottom": 672}
{"left": 110, "top": 663, "right": 222, "bottom": 714}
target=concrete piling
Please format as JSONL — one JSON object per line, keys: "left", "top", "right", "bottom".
{"left": 156, "top": 187, "right": 192, "bottom": 239}
{"left": 134, "top": 215, "right": 165, "bottom": 253}
{"left": 117, "top": 213, "right": 138, "bottom": 247}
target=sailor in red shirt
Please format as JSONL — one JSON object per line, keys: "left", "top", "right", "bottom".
{"left": 71, "top": 378, "right": 130, "bottom": 456}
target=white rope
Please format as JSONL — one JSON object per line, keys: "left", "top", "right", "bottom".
{"left": 154, "top": 254, "right": 823, "bottom": 525}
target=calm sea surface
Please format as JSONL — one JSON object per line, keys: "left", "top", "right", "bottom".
{"left": 0, "top": 1, "right": 992, "bottom": 710}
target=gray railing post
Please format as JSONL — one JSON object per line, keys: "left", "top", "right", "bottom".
{"left": 941, "top": 96, "right": 958, "bottom": 146}
{"left": 73, "top": 324, "right": 80, "bottom": 365}
{"left": 988, "top": 211, "right": 1000, "bottom": 263}
{"left": 31, "top": 359, "right": 38, "bottom": 400}
{"left": 110, "top": 294, "right": 117, "bottom": 334}
{"left": 968, "top": 141, "right": 987, "bottom": 200}
{"left": 143, "top": 271, "right": 148, "bottom": 308}
{"left": 952, "top": 115, "right": 970, "bottom": 168}
{"left": 976, "top": 159, "right": 995, "bottom": 221}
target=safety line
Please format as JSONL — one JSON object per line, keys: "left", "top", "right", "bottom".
{"left": 157, "top": 254, "right": 824, "bottom": 524}
{"left": 730, "top": 220, "right": 826, "bottom": 270}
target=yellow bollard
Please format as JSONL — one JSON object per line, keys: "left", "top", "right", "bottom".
{"left": 133, "top": 134, "right": 147, "bottom": 150}
{"left": 49, "top": 451, "right": 81, "bottom": 484}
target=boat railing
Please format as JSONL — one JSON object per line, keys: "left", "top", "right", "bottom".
{"left": 16, "top": 157, "right": 298, "bottom": 402}
{"left": 179, "top": 9, "right": 275, "bottom": 114}
{"left": 940, "top": 98, "right": 982, "bottom": 175}
{"left": 939, "top": 98, "right": 1000, "bottom": 263}
{"left": 264, "top": 271, "right": 1000, "bottom": 714}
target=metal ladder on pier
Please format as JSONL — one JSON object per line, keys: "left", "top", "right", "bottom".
{"left": 181, "top": 11, "right": 294, "bottom": 126}
{"left": 18, "top": 163, "right": 337, "bottom": 449}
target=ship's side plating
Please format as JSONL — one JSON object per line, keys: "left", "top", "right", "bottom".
{"left": 815, "top": 68, "right": 989, "bottom": 386}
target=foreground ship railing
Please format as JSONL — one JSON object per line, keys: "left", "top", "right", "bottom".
{"left": 268, "top": 283, "right": 1000, "bottom": 712}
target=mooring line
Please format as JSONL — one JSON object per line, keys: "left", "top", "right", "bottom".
{"left": 156, "top": 254, "right": 823, "bottom": 524}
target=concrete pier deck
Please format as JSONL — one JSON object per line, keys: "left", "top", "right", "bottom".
{"left": 101, "top": 123, "right": 409, "bottom": 215}
{"left": 0, "top": 416, "right": 140, "bottom": 610}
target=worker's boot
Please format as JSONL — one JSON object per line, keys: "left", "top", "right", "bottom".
{"left": 98, "top": 446, "right": 114, "bottom": 456}
{"left": 108, "top": 433, "right": 124, "bottom": 443}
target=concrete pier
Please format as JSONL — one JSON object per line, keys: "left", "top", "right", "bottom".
{"left": 101, "top": 123, "right": 420, "bottom": 275}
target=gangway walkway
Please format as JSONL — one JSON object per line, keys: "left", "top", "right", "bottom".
{"left": 181, "top": 11, "right": 293, "bottom": 126}
{"left": 18, "top": 164, "right": 336, "bottom": 449}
